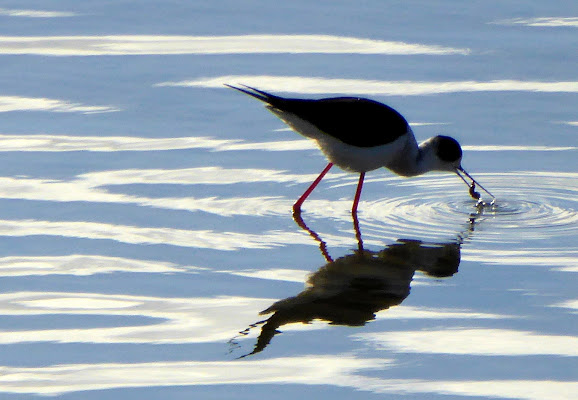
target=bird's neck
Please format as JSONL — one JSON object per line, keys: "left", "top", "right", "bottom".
{"left": 413, "top": 139, "right": 443, "bottom": 175}
{"left": 383, "top": 130, "right": 422, "bottom": 176}
{"left": 387, "top": 137, "right": 438, "bottom": 177}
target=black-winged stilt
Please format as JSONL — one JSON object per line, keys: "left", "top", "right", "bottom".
{"left": 227, "top": 84, "right": 495, "bottom": 214}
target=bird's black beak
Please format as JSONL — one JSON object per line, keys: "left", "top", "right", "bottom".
{"left": 455, "top": 166, "right": 496, "bottom": 202}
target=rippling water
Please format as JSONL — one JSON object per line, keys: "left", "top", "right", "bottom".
{"left": 356, "top": 172, "right": 578, "bottom": 243}
{"left": 0, "top": 1, "right": 576, "bottom": 399}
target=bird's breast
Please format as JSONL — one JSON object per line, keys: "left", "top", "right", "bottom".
{"left": 318, "top": 134, "right": 411, "bottom": 173}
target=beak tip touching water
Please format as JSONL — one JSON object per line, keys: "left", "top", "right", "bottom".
{"left": 455, "top": 167, "right": 496, "bottom": 202}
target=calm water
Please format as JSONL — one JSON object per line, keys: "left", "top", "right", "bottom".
{"left": 0, "top": 1, "right": 576, "bottom": 399}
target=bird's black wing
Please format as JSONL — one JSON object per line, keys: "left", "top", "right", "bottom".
{"left": 227, "top": 85, "right": 409, "bottom": 147}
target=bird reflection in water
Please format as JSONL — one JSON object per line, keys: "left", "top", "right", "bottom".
{"left": 232, "top": 210, "right": 481, "bottom": 358}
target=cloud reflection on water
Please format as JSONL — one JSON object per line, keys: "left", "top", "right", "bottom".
{"left": 79, "top": 166, "right": 335, "bottom": 186}
{"left": 0, "top": 291, "right": 272, "bottom": 344}
{"left": 0, "top": 134, "right": 248, "bottom": 152}
{"left": 0, "top": 96, "right": 118, "bottom": 113}
{"left": 0, "top": 290, "right": 503, "bottom": 346}
{"left": 0, "top": 355, "right": 392, "bottom": 396}
{"left": 464, "top": 249, "right": 578, "bottom": 271}
{"left": 0, "top": 35, "right": 469, "bottom": 56}
{"left": 0, "top": 169, "right": 342, "bottom": 217}
{"left": 355, "top": 328, "right": 578, "bottom": 356}
{"left": 553, "top": 299, "right": 578, "bottom": 311}
{"left": 0, "top": 219, "right": 327, "bottom": 250}
{"left": 0, "top": 358, "right": 574, "bottom": 399}
{"left": 493, "top": 17, "right": 578, "bottom": 27}
{"left": 0, "top": 254, "right": 198, "bottom": 276}
{"left": 0, "top": 8, "right": 76, "bottom": 18}
{"left": 0, "top": 134, "right": 575, "bottom": 152}
{"left": 160, "top": 75, "right": 578, "bottom": 95}
{"left": 0, "top": 169, "right": 576, "bottom": 243}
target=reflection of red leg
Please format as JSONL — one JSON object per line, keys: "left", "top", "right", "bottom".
{"left": 293, "top": 163, "right": 333, "bottom": 213}
{"left": 352, "top": 208, "right": 364, "bottom": 253}
{"left": 351, "top": 172, "right": 365, "bottom": 214}
{"left": 292, "top": 211, "right": 333, "bottom": 263}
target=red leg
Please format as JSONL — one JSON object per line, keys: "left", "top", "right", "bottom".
{"left": 351, "top": 172, "right": 365, "bottom": 214}
{"left": 293, "top": 163, "right": 333, "bottom": 213}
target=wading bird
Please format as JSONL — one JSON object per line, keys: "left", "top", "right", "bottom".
{"left": 227, "top": 84, "right": 495, "bottom": 214}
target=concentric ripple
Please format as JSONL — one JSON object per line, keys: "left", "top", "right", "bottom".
{"left": 360, "top": 172, "right": 578, "bottom": 243}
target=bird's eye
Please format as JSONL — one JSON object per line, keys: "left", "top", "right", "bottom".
{"left": 435, "top": 136, "right": 462, "bottom": 162}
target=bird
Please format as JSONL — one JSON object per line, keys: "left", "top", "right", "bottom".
{"left": 227, "top": 84, "right": 495, "bottom": 214}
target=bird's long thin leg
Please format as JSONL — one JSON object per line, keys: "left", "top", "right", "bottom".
{"left": 351, "top": 172, "right": 365, "bottom": 215}
{"left": 293, "top": 162, "right": 333, "bottom": 213}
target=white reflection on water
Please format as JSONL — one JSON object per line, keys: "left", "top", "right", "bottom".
{"left": 0, "top": 167, "right": 346, "bottom": 216}
{"left": 464, "top": 249, "right": 578, "bottom": 271}
{"left": 0, "top": 292, "right": 272, "bottom": 344}
{"left": 0, "top": 177, "right": 285, "bottom": 217}
{"left": 355, "top": 328, "right": 578, "bottom": 356}
{"left": 0, "top": 219, "right": 327, "bottom": 250}
{"left": 374, "top": 306, "right": 507, "bottom": 320}
{"left": 0, "top": 291, "right": 506, "bottom": 346}
{"left": 0, "top": 358, "right": 575, "bottom": 400}
{"left": 0, "top": 35, "right": 469, "bottom": 56}
{"left": 0, "top": 356, "right": 392, "bottom": 396}
{"left": 362, "top": 380, "right": 578, "bottom": 400}
{"left": 161, "top": 75, "right": 578, "bottom": 95}
{"left": 463, "top": 145, "right": 578, "bottom": 151}
{"left": 0, "top": 169, "right": 338, "bottom": 218}
{"left": 1, "top": 134, "right": 575, "bottom": 152}
{"left": 0, "top": 168, "right": 342, "bottom": 217}
{"left": 217, "top": 268, "right": 311, "bottom": 283}
{"left": 214, "top": 139, "right": 315, "bottom": 151}
{"left": 0, "top": 134, "right": 245, "bottom": 152}
{"left": 0, "top": 8, "right": 75, "bottom": 18}
{"left": 79, "top": 167, "right": 339, "bottom": 186}
{"left": 553, "top": 299, "right": 578, "bottom": 311}
{"left": 0, "top": 95, "right": 119, "bottom": 113}
{"left": 0, "top": 255, "right": 199, "bottom": 276}
{"left": 493, "top": 17, "right": 578, "bottom": 27}
{"left": 1, "top": 169, "right": 576, "bottom": 234}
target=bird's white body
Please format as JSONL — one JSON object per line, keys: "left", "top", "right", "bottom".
{"left": 321, "top": 133, "right": 412, "bottom": 174}
{"left": 269, "top": 107, "right": 448, "bottom": 177}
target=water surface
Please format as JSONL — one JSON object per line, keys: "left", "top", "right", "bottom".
{"left": 0, "top": 1, "right": 576, "bottom": 399}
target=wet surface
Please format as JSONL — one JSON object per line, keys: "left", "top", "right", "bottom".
{"left": 0, "top": 1, "right": 576, "bottom": 399}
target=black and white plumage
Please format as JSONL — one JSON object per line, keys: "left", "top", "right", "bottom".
{"left": 227, "top": 84, "right": 494, "bottom": 213}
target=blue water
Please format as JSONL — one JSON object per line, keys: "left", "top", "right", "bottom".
{"left": 0, "top": 1, "right": 576, "bottom": 399}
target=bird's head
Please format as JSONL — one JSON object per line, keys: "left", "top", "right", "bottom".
{"left": 429, "top": 135, "right": 496, "bottom": 202}
{"left": 419, "top": 135, "right": 495, "bottom": 202}
{"left": 424, "top": 135, "right": 463, "bottom": 172}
